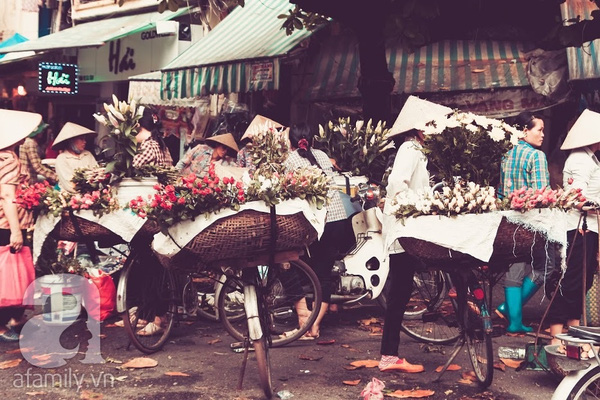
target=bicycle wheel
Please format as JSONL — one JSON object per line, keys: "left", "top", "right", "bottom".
{"left": 464, "top": 280, "right": 494, "bottom": 387}
{"left": 192, "top": 272, "right": 226, "bottom": 321}
{"left": 121, "top": 249, "right": 176, "bottom": 354}
{"left": 567, "top": 366, "right": 600, "bottom": 399}
{"left": 400, "top": 271, "right": 461, "bottom": 344}
{"left": 218, "top": 259, "right": 322, "bottom": 347}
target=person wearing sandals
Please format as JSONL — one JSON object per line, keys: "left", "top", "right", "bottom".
{"left": 547, "top": 109, "right": 600, "bottom": 346}
{"left": 0, "top": 110, "right": 41, "bottom": 342}
{"left": 379, "top": 96, "right": 451, "bottom": 373}
{"left": 496, "top": 111, "right": 554, "bottom": 334}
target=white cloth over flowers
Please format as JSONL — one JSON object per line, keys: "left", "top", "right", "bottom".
{"left": 152, "top": 198, "right": 327, "bottom": 258}
{"left": 33, "top": 209, "right": 148, "bottom": 264}
{"left": 383, "top": 208, "right": 569, "bottom": 266}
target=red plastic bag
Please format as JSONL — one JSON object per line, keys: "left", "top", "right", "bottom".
{"left": 84, "top": 271, "right": 116, "bottom": 321}
{"left": 0, "top": 246, "right": 35, "bottom": 307}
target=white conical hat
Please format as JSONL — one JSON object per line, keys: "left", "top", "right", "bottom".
{"left": 241, "top": 115, "right": 285, "bottom": 141}
{"left": 0, "top": 109, "right": 42, "bottom": 150}
{"left": 52, "top": 122, "right": 96, "bottom": 149}
{"left": 560, "top": 109, "right": 600, "bottom": 150}
{"left": 388, "top": 96, "right": 452, "bottom": 138}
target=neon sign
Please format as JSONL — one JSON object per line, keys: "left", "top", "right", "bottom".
{"left": 38, "top": 63, "right": 79, "bottom": 95}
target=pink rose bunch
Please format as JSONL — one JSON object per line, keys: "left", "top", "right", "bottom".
{"left": 15, "top": 181, "right": 51, "bottom": 211}
{"left": 128, "top": 162, "right": 247, "bottom": 229}
{"left": 507, "top": 186, "right": 585, "bottom": 212}
{"left": 69, "top": 187, "right": 119, "bottom": 215}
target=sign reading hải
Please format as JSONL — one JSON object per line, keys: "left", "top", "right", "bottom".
{"left": 38, "top": 63, "right": 79, "bottom": 95}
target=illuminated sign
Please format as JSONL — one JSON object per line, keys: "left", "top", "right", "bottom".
{"left": 38, "top": 63, "right": 79, "bottom": 95}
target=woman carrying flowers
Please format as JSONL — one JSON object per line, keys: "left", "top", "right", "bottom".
{"left": 176, "top": 133, "right": 238, "bottom": 177}
{"left": 496, "top": 111, "right": 554, "bottom": 334}
{"left": 547, "top": 109, "right": 600, "bottom": 346}
{"left": 53, "top": 122, "right": 98, "bottom": 193}
{"left": 378, "top": 96, "right": 450, "bottom": 373}
{"left": 132, "top": 107, "right": 173, "bottom": 168}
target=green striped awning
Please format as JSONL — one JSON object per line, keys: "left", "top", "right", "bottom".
{"left": 0, "top": 9, "right": 189, "bottom": 54}
{"left": 306, "top": 37, "right": 531, "bottom": 100}
{"left": 560, "top": 0, "right": 600, "bottom": 81}
{"left": 161, "top": 0, "right": 314, "bottom": 99}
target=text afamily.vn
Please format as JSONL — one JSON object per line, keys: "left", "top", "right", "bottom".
{"left": 13, "top": 368, "right": 116, "bottom": 389}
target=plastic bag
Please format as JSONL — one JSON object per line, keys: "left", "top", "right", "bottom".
{"left": 84, "top": 269, "right": 116, "bottom": 321}
{"left": 360, "top": 377, "right": 385, "bottom": 400}
{"left": 0, "top": 246, "right": 35, "bottom": 307}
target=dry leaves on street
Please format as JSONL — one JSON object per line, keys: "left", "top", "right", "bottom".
{"left": 0, "top": 359, "right": 22, "bottom": 369}
{"left": 458, "top": 371, "right": 477, "bottom": 385}
{"left": 343, "top": 379, "right": 361, "bottom": 386}
{"left": 386, "top": 389, "right": 435, "bottom": 398}
{"left": 165, "top": 371, "right": 190, "bottom": 377}
{"left": 317, "top": 339, "right": 336, "bottom": 345}
{"left": 350, "top": 360, "right": 379, "bottom": 368}
{"left": 121, "top": 357, "right": 158, "bottom": 369}
{"left": 207, "top": 339, "right": 222, "bottom": 345}
{"left": 435, "top": 364, "right": 461, "bottom": 372}
{"left": 25, "top": 392, "right": 46, "bottom": 396}
{"left": 359, "top": 317, "right": 384, "bottom": 335}
{"left": 493, "top": 362, "right": 506, "bottom": 371}
{"left": 500, "top": 358, "right": 523, "bottom": 369}
{"left": 6, "top": 348, "right": 30, "bottom": 354}
{"left": 80, "top": 390, "right": 103, "bottom": 399}
{"left": 299, "top": 354, "right": 323, "bottom": 361}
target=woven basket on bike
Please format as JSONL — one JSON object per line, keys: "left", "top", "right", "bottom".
{"left": 51, "top": 212, "right": 160, "bottom": 242}
{"left": 162, "top": 210, "right": 317, "bottom": 272}
{"left": 398, "top": 218, "right": 547, "bottom": 269}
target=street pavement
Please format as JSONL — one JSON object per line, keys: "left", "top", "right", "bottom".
{"left": 0, "top": 286, "right": 565, "bottom": 400}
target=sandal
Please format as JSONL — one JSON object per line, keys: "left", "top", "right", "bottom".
{"left": 279, "top": 328, "right": 299, "bottom": 339}
{"left": 0, "top": 328, "right": 20, "bottom": 342}
{"left": 137, "top": 322, "right": 164, "bottom": 337}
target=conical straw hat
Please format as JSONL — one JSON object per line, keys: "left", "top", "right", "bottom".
{"left": 52, "top": 122, "right": 95, "bottom": 149}
{"left": 205, "top": 133, "right": 239, "bottom": 154}
{"left": 241, "top": 115, "right": 285, "bottom": 141}
{"left": 388, "top": 96, "right": 452, "bottom": 138}
{"left": 0, "top": 109, "right": 42, "bottom": 149}
{"left": 560, "top": 109, "right": 600, "bottom": 150}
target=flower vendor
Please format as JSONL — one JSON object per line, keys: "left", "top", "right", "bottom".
{"left": 18, "top": 121, "right": 58, "bottom": 185}
{"left": 378, "top": 96, "right": 450, "bottom": 373}
{"left": 132, "top": 107, "right": 173, "bottom": 168}
{"left": 176, "top": 132, "right": 238, "bottom": 177}
{"left": 547, "top": 109, "right": 600, "bottom": 346}
{"left": 52, "top": 122, "right": 98, "bottom": 193}
{"left": 283, "top": 122, "right": 354, "bottom": 340}
{"left": 496, "top": 112, "right": 555, "bottom": 334}
{"left": 0, "top": 110, "right": 40, "bottom": 342}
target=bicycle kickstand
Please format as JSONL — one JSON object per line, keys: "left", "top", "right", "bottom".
{"left": 237, "top": 337, "right": 252, "bottom": 390}
{"left": 433, "top": 335, "right": 466, "bottom": 382}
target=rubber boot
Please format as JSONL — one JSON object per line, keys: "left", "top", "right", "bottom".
{"left": 496, "top": 276, "right": 540, "bottom": 320}
{"left": 505, "top": 286, "right": 533, "bottom": 333}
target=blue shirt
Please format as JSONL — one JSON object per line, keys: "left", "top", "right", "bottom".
{"left": 498, "top": 141, "right": 550, "bottom": 199}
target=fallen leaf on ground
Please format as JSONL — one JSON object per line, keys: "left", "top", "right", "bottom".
{"left": 299, "top": 354, "right": 323, "bottom": 361}
{"left": 435, "top": 364, "right": 461, "bottom": 372}
{"left": 182, "top": 321, "right": 195, "bottom": 325}
{"left": 493, "top": 363, "right": 506, "bottom": 371}
{"left": 165, "top": 371, "right": 190, "bottom": 377}
{"left": 387, "top": 389, "right": 435, "bottom": 398}
{"left": 31, "top": 354, "right": 51, "bottom": 361}
{"left": 461, "top": 371, "right": 477, "bottom": 382}
{"left": 105, "top": 357, "right": 122, "bottom": 364}
{"left": 5, "top": 348, "right": 27, "bottom": 354}
{"left": 350, "top": 360, "right": 379, "bottom": 368}
{"left": 458, "top": 378, "right": 475, "bottom": 385}
{"left": 343, "top": 379, "right": 361, "bottom": 386}
{"left": 80, "top": 390, "right": 103, "bottom": 399}
{"left": 317, "top": 339, "right": 336, "bottom": 345}
{"left": 343, "top": 364, "right": 362, "bottom": 370}
{"left": 500, "top": 358, "right": 522, "bottom": 369}
{"left": 360, "top": 317, "right": 381, "bottom": 326}
{"left": 99, "top": 334, "right": 107, "bottom": 339}
{"left": 207, "top": 339, "right": 222, "bottom": 345}
{"left": 113, "top": 376, "right": 127, "bottom": 382}
{"left": 25, "top": 392, "right": 46, "bottom": 396}
{"left": 121, "top": 357, "right": 158, "bottom": 369}
{"left": 0, "top": 359, "right": 22, "bottom": 369}
{"left": 341, "top": 344, "right": 351, "bottom": 348}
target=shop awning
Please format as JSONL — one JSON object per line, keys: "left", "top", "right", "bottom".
{"left": 0, "top": 8, "right": 189, "bottom": 54}
{"left": 560, "top": 0, "right": 600, "bottom": 81}
{"left": 0, "top": 33, "right": 35, "bottom": 64}
{"left": 161, "top": 0, "right": 314, "bottom": 99}
{"left": 129, "top": 71, "right": 197, "bottom": 106}
{"left": 306, "top": 37, "right": 531, "bottom": 100}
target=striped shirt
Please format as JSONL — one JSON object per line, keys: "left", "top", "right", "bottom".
{"left": 19, "top": 138, "right": 57, "bottom": 184}
{"left": 498, "top": 141, "right": 550, "bottom": 198}
{"left": 0, "top": 150, "right": 33, "bottom": 230}
{"left": 283, "top": 149, "right": 346, "bottom": 222}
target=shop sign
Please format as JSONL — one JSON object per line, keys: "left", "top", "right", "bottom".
{"left": 250, "top": 62, "right": 274, "bottom": 84}
{"left": 38, "top": 62, "right": 79, "bottom": 95}
{"left": 427, "top": 88, "right": 564, "bottom": 119}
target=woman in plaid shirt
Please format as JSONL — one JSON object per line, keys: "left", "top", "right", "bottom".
{"left": 132, "top": 108, "right": 173, "bottom": 168}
